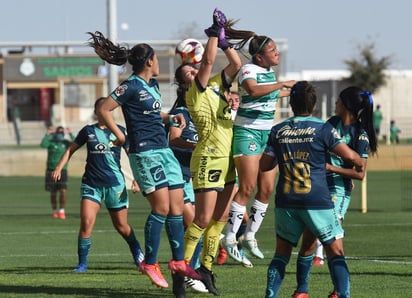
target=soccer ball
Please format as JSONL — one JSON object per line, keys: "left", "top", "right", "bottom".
{"left": 175, "top": 38, "right": 204, "bottom": 65}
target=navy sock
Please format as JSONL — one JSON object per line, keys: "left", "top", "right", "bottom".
{"left": 236, "top": 223, "right": 247, "bottom": 239}
{"left": 296, "top": 254, "right": 314, "bottom": 293}
{"left": 190, "top": 235, "right": 203, "bottom": 269}
{"left": 266, "top": 253, "right": 289, "bottom": 298}
{"left": 165, "top": 214, "right": 184, "bottom": 260}
{"left": 144, "top": 211, "right": 166, "bottom": 264}
{"left": 329, "top": 256, "right": 350, "bottom": 298}
{"left": 78, "top": 237, "right": 91, "bottom": 266}
{"left": 123, "top": 227, "right": 144, "bottom": 266}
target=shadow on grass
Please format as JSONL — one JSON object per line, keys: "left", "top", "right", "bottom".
{"left": 0, "top": 284, "right": 171, "bottom": 297}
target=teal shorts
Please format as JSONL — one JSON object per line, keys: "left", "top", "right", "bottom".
{"left": 332, "top": 193, "right": 351, "bottom": 220}
{"left": 232, "top": 126, "right": 271, "bottom": 157}
{"left": 183, "top": 180, "right": 195, "bottom": 205}
{"left": 275, "top": 207, "right": 344, "bottom": 246}
{"left": 80, "top": 183, "right": 128, "bottom": 211}
{"left": 129, "top": 148, "right": 184, "bottom": 196}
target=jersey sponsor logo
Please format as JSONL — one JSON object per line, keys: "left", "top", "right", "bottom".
{"left": 143, "top": 100, "right": 161, "bottom": 115}
{"left": 150, "top": 165, "right": 165, "bottom": 182}
{"left": 114, "top": 85, "right": 128, "bottom": 97}
{"left": 198, "top": 156, "right": 208, "bottom": 180}
{"left": 208, "top": 169, "right": 222, "bottom": 182}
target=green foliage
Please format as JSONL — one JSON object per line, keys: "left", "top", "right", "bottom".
{"left": 0, "top": 173, "right": 411, "bottom": 297}
{"left": 344, "top": 42, "right": 391, "bottom": 93}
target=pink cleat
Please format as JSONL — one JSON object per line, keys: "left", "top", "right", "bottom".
{"left": 138, "top": 261, "right": 168, "bottom": 288}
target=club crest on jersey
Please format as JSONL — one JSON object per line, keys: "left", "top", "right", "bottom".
{"left": 115, "top": 85, "right": 128, "bottom": 97}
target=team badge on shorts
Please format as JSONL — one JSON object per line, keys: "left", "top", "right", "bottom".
{"left": 248, "top": 141, "right": 257, "bottom": 152}
{"left": 208, "top": 170, "right": 222, "bottom": 182}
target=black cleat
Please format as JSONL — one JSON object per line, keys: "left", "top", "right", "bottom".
{"left": 172, "top": 273, "right": 186, "bottom": 298}
{"left": 196, "top": 265, "right": 220, "bottom": 296}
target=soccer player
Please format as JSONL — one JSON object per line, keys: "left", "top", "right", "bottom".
{"left": 297, "top": 86, "right": 378, "bottom": 297}
{"left": 51, "top": 97, "right": 144, "bottom": 273}
{"left": 223, "top": 34, "right": 295, "bottom": 262}
{"left": 173, "top": 8, "right": 243, "bottom": 295}
{"left": 40, "top": 125, "right": 74, "bottom": 219}
{"left": 261, "top": 81, "right": 364, "bottom": 298}
{"left": 88, "top": 31, "right": 201, "bottom": 291}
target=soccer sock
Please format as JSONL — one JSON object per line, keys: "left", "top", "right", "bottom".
{"left": 184, "top": 222, "right": 205, "bottom": 263}
{"left": 165, "top": 215, "right": 185, "bottom": 260}
{"left": 123, "top": 227, "right": 144, "bottom": 266}
{"left": 266, "top": 253, "right": 289, "bottom": 298}
{"left": 78, "top": 237, "right": 91, "bottom": 266}
{"left": 245, "top": 199, "right": 268, "bottom": 240}
{"left": 190, "top": 235, "right": 203, "bottom": 269}
{"left": 225, "top": 201, "right": 246, "bottom": 241}
{"left": 329, "top": 256, "right": 350, "bottom": 297}
{"left": 296, "top": 254, "right": 314, "bottom": 293}
{"left": 315, "top": 239, "right": 324, "bottom": 258}
{"left": 236, "top": 222, "right": 247, "bottom": 240}
{"left": 201, "top": 219, "right": 226, "bottom": 271}
{"left": 144, "top": 211, "right": 166, "bottom": 264}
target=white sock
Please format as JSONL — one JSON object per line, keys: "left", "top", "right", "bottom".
{"left": 244, "top": 199, "right": 268, "bottom": 240}
{"left": 225, "top": 201, "right": 246, "bottom": 241}
{"left": 315, "top": 239, "right": 324, "bottom": 258}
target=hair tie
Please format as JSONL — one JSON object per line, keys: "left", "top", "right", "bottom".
{"left": 252, "top": 37, "right": 269, "bottom": 57}
{"left": 360, "top": 91, "right": 373, "bottom": 105}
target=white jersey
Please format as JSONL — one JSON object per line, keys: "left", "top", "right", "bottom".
{"left": 234, "top": 63, "right": 280, "bottom": 130}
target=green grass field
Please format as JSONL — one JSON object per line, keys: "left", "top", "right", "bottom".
{"left": 0, "top": 172, "right": 411, "bottom": 297}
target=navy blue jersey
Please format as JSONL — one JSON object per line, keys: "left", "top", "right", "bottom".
{"left": 168, "top": 106, "right": 198, "bottom": 180}
{"left": 264, "top": 116, "right": 342, "bottom": 209}
{"left": 110, "top": 74, "right": 167, "bottom": 153}
{"left": 326, "top": 115, "right": 370, "bottom": 196}
{"left": 74, "top": 124, "right": 127, "bottom": 188}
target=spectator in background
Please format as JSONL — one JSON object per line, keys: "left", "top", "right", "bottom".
{"left": 373, "top": 104, "right": 383, "bottom": 137}
{"left": 390, "top": 120, "right": 401, "bottom": 144}
{"left": 40, "top": 125, "right": 74, "bottom": 219}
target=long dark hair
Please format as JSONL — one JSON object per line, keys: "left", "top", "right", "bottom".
{"left": 223, "top": 20, "right": 273, "bottom": 63}
{"left": 169, "top": 63, "right": 195, "bottom": 112}
{"left": 339, "top": 86, "right": 378, "bottom": 154}
{"left": 87, "top": 31, "right": 154, "bottom": 73}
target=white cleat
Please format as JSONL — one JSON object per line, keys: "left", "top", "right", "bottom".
{"left": 239, "top": 247, "right": 253, "bottom": 268}
{"left": 184, "top": 276, "right": 209, "bottom": 293}
{"left": 222, "top": 237, "right": 243, "bottom": 263}
{"left": 240, "top": 236, "right": 264, "bottom": 259}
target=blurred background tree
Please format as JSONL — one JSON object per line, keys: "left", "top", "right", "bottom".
{"left": 344, "top": 42, "right": 391, "bottom": 93}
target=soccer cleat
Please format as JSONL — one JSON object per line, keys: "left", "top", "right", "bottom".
{"left": 133, "top": 249, "right": 145, "bottom": 267}
{"left": 171, "top": 273, "right": 186, "bottom": 298}
{"left": 168, "top": 259, "right": 202, "bottom": 280}
{"left": 240, "top": 236, "right": 264, "bottom": 259}
{"left": 312, "top": 256, "right": 324, "bottom": 266}
{"left": 222, "top": 237, "right": 243, "bottom": 263}
{"left": 184, "top": 276, "right": 209, "bottom": 293}
{"left": 73, "top": 263, "right": 87, "bottom": 273}
{"left": 59, "top": 210, "right": 66, "bottom": 220}
{"left": 53, "top": 212, "right": 59, "bottom": 219}
{"left": 139, "top": 261, "right": 169, "bottom": 288}
{"left": 328, "top": 290, "right": 338, "bottom": 298}
{"left": 196, "top": 265, "right": 219, "bottom": 296}
{"left": 216, "top": 245, "right": 228, "bottom": 265}
{"left": 239, "top": 247, "right": 253, "bottom": 268}
{"left": 291, "top": 291, "right": 309, "bottom": 298}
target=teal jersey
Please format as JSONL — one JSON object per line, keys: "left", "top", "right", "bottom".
{"left": 326, "top": 116, "right": 370, "bottom": 196}
{"left": 235, "top": 63, "right": 280, "bottom": 130}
